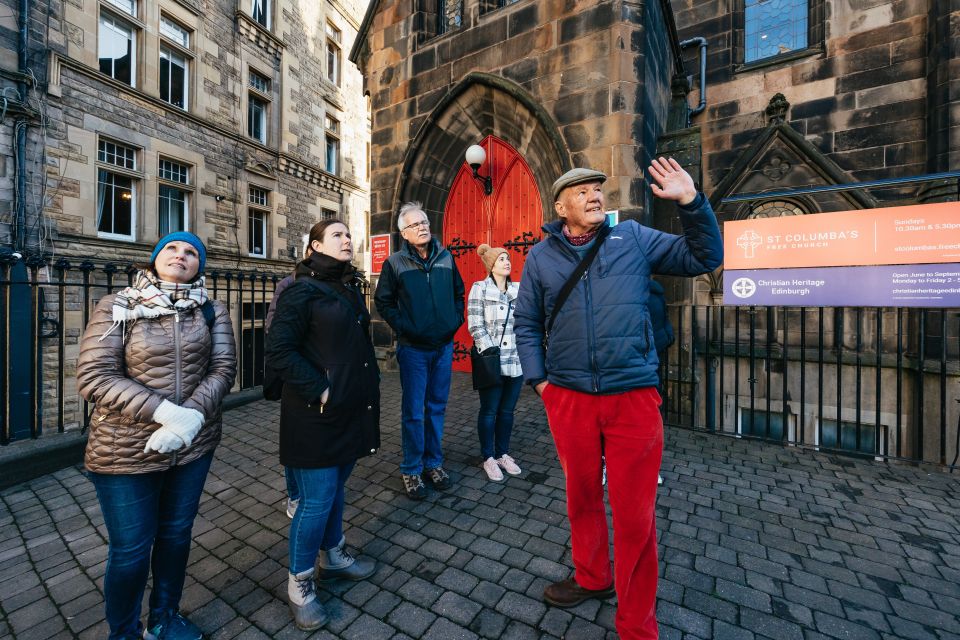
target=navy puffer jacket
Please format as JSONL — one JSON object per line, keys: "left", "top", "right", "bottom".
{"left": 514, "top": 194, "right": 723, "bottom": 394}
{"left": 374, "top": 238, "right": 465, "bottom": 350}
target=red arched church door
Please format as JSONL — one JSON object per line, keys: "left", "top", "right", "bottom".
{"left": 443, "top": 136, "right": 543, "bottom": 372}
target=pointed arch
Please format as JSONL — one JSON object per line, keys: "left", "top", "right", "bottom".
{"left": 391, "top": 72, "right": 571, "bottom": 228}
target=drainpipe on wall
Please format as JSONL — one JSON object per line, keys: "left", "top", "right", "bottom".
{"left": 14, "top": 0, "right": 31, "bottom": 253}
{"left": 679, "top": 37, "right": 708, "bottom": 126}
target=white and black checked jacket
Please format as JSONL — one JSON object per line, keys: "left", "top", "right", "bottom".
{"left": 467, "top": 278, "right": 522, "bottom": 378}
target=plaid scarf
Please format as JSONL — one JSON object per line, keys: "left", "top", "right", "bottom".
{"left": 100, "top": 269, "right": 208, "bottom": 341}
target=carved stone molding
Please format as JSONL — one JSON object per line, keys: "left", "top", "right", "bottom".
{"left": 278, "top": 156, "right": 344, "bottom": 193}
{"left": 244, "top": 154, "right": 277, "bottom": 178}
{"left": 236, "top": 11, "right": 284, "bottom": 60}
{"left": 765, "top": 93, "right": 790, "bottom": 124}
{"left": 761, "top": 155, "right": 791, "bottom": 181}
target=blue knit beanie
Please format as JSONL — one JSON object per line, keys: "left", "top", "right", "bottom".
{"left": 150, "top": 231, "right": 207, "bottom": 274}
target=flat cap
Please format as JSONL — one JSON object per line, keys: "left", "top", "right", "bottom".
{"left": 552, "top": 168, "right": 607, "bottom": 202}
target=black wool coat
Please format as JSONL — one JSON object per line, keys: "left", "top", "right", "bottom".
{"left": 264, "top": 269, "right": 381, "bottom": 468}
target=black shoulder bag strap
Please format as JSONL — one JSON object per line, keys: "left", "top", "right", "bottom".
{"left": 544, "top": 226, "right": 610, "bottom": 346}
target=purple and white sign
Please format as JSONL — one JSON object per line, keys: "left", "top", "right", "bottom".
{"left": 724, "top": 263, "right": 960, "bottom": 307}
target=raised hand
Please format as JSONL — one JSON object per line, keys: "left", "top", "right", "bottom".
{"left": 648, "top": 157, "right": 698, "bottom": 206}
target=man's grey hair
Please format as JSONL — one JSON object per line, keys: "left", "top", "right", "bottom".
{"left": 397, "top": 201, "right": 426, "bottom": 230}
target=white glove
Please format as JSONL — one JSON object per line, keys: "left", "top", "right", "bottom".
{"left": 145, "top": 400, "right": 205, "bottom": 454}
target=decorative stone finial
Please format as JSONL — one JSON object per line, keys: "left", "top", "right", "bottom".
{"left": 766, "top": 93, "right": 790, "bottom": 124}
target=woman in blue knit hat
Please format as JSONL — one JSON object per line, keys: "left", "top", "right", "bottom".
{"left": 77, "top": 231, "right": 237, "bottom": 640}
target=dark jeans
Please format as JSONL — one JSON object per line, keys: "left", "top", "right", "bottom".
{"left": 288, "top": 462, "right": 355, "bottom": 574}
{"left": 396, "top": 342, "right": 453, "bottom": 475}
{"left": 477, "top": 375, "right": 523, "bottom": 460}
{"left": 285, "top": 466, "right": 300, "bottom": 502}
{"left": 89, "top": 452, "right": 213, "bottom": 640}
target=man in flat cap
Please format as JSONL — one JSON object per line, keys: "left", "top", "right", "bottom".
{"left": 514, "top": 158, "right": 723, "bottom": 639}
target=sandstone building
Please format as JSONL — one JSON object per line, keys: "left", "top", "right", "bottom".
{"left": 0, "top": 0, "right": 370, "bottom": 440}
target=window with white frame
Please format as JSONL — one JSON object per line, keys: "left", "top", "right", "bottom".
{"left": 250, "top": 0, "right": 269, "bottom": 28}
{"left": 248, "top": 71, "right": 270, "bottom": 144}
{"left": 160, "top": 15, "right": 189, "bottom": 47}
{"left": 99, "top": 12, "right": 136, "bottom": 86}
{"left": 158, "top": 158, "right": 190, "bottom": 235}
{"left": 159, "top": 16, "right": 190, "bottom": 110}
{"left": 326, "top": 23, "right": 341, "bottom": 85}
{"left": 159, "top": 47, "right": 188, "bottom": 109}
{"left": 249, "top": 70, "right": 270, "bottom": 93}
{"left": 248, "top": 186, "right": 269, "bottom": 257}
{"left": 325, "top": 114, "right": 339, "bottom": 175}
{"left": 104, "top": 0, "right": 135, "bottom": 16}
{"left": 248, "top": 95, "right": 267, "bottom": 143}
{"left": 97, "top": 139, "right": 139, "bottom": 239}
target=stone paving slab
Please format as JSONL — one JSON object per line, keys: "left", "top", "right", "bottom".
{"left": 2, "top": 372, "right": 960, "bottom": 639}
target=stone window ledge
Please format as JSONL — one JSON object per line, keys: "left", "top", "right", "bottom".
{"left": 735, "top": 46, "right": 823, "bottom": 74}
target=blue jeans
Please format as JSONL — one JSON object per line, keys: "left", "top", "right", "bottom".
{"left": 288, "top": 462, "right": 355, "bottom": 574}
{"left": 89, "top": 452, "right": 213, "bottom": 640}
{"left": 396, "top": 342, "right": 453, "bottom": 475}
{"left": 285, "top": 467, "right": 300, "bottom": 502}
{"left": 477, "top": 375, "right": 523, "bottom": 460}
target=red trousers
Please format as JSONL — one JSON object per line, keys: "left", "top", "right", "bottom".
{"left": 542, "top": 384, "right": 663, "bottom": 640}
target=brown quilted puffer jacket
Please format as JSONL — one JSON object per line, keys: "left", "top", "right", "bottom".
{"left": 77, "top": 294, "right": 237, "bottom": 474}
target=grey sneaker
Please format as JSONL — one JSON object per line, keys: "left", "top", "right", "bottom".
{"left": 424, "top": 466, "right": 452, "bottom": 491}
{"left": 143, "top": 612, "right": 202, "bottom": 640}
{"left": 401, "top": 473, "right": 427, "bottom": 500}
{"left": 286, "top": 497, "right": 300, "bottom": 519}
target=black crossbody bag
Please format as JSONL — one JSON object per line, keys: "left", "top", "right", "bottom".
{"left": 470, "top": 296, "right": 512, "bottom": 390}
{"left": 543, "top": 226, "right": 610, "bottom": 348}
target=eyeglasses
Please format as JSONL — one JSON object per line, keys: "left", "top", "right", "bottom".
{"left": 401, "top": 220, "right": 430, "bottom": 232}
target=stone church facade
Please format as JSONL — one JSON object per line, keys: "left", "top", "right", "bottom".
{"left": 351, "top": 0, "right": 691, "bottom": 349}
{"left": 668, "top": 0, "right": 959, "bottom": 464}
{"left": 353, "top": 0, "right": 959, "bottom": 465}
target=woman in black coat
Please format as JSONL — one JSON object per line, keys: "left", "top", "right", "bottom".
{"left": 264, "top": 219, "right": 380, "bottom": 631}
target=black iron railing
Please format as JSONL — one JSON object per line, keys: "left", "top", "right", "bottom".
{"left": 660, "top": 305, "right": 960, "bottom": 469}
{"left": 0, "top": 256, "right": 286, "bottom": 445}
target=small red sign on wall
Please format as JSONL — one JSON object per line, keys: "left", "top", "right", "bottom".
{"left": 370, "top": 234, "right": 391, "bottom": 275}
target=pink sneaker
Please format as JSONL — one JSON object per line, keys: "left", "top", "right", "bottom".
{"left": 482, "top": 457, "right": 504, "bottom": 482}
{"left": 497, "top": 454, "right": 522, "bottom": 476}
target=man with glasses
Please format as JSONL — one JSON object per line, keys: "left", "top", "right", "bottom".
{"left": 375, "top": 201, "right": 465, "bottom": 499}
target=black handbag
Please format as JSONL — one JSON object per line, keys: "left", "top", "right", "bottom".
{"left": 471, "top": 297, "right": 513, "bottom": 390}
{"left": 470, "top": 345, "right": 502, "bottom": 390}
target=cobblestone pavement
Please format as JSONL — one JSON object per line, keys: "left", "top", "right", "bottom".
{"left": 3, "top": 372, "right": 960, "bottom": 640}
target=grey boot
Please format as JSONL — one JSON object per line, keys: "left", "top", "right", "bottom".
{"left": 288, "top": 569, "right": 328, "bottom": 631}
{"left": 316, "top": 537, "right": 376, "bottom": 582}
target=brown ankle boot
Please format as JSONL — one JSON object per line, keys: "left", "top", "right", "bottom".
{"left": 543, "top": 578, "right": 616, "bottom": 607}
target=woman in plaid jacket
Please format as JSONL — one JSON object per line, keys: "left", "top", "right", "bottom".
{"left": 468, "top": 244, "right": 524, "bottom": 482}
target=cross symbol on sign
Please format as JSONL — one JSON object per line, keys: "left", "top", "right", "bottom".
{"left": 731, "top": 277, "right": 757, "bottom": 299}
{"left": 736, "top": 230, "right": 763, "bottom": 258}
